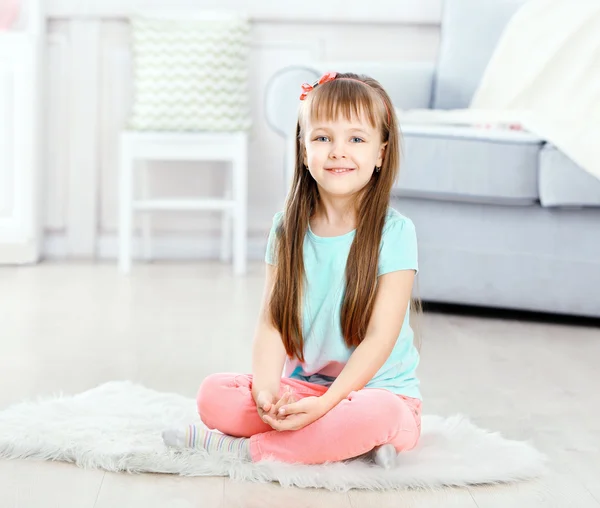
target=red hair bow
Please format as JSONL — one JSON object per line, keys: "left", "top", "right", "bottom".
{"left": 299, "top": 72, "right": 338, "bottom": 100}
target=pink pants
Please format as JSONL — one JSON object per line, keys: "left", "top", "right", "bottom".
{"left": 197, "top": 373, "right": 422, "bottom": 464}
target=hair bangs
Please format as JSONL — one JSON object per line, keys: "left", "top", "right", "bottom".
{"left": 302, "top": 78, "right": 385, "bottom": 131}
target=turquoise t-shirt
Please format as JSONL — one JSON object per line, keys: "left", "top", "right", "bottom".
{"left": 265, "top": 207, "right": 421, "bottom": 400}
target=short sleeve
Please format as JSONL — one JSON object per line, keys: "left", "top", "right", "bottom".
{"left": 378, "top": 216, "right": 418, "bottom": 276}
{"left": 265, "top": 211, "right": 284, "bottom": 265}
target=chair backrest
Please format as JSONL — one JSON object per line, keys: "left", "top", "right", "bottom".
{"left": 432, "top": 0, "right": 525, "bottom": 110}
{"left": 264, "top": 66, "right": 320, "bottom": 138}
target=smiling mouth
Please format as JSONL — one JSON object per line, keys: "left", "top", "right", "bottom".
{"left": 325, "top": 168, "right": 356, "bottom": 174}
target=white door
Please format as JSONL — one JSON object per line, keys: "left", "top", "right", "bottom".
{"left": 0, "top": 32, "right": 43, "bottom": 264}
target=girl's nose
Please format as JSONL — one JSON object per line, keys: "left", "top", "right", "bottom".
{"left": 329, "top": 142, "right": 346, "bottom": 159}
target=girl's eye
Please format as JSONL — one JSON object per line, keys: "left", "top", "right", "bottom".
{"left": 314, "top": 136, "right": 364, "bottom": 142}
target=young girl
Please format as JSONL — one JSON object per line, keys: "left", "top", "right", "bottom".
{"left": 163, "top": 72, "right": 422, "bottom": 467}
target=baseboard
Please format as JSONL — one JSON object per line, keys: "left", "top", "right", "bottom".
{"left": 0, "top": 241, "right": 41, "bottom": 265}
{"left": 43, "top": 232, "right": 268, "bottom": 261}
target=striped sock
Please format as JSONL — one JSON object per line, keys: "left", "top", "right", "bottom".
{"left": 162, "top": 424, "right": 251, "bottom": 460}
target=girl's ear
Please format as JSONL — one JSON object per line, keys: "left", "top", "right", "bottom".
{"left": 377, "top": 142, "right": 388, "bottom": 167}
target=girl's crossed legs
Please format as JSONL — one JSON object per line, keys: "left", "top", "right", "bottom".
{"left": 196, "top": 373, "right": 421, "bottom": 464}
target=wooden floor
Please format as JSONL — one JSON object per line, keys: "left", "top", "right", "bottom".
{"left": 0, "top": 262, "right": 599, "bottom": 508}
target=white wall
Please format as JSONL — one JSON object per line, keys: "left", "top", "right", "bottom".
{"left": 41, "top": 0, "right": 441, "bottom": 260}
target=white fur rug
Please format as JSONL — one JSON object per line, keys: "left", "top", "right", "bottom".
{"left": 0, "top": 381, "right": 546, "bottom": 491}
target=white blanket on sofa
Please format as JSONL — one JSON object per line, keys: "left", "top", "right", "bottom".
{"left": 399, "top": 0, "right": 600, "bottom": 181}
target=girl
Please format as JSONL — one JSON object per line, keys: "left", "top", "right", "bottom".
{"left": 163, "top": 72, "right": 422, "bottom": 467}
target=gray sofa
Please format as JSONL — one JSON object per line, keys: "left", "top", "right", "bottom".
{"left": 264, "top": 0, "right": 600, "bottom": 318}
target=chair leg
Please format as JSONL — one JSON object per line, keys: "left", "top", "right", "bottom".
{"left": 140, "top": 161, "right": 152, "bottom": 261}
{"left": 232, "top": 136, "right": 247, "bottom": 275}
{"left": 118, "top": 137, "right": 133, "bottom": 274}
{"left": 221, "top": 163, "right": 232, "bottom": 262}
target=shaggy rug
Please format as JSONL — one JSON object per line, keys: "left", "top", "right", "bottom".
{"left": 0, "top": 381, "right": 547, "bottom": 491}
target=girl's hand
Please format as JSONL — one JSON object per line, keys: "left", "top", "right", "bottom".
{"left": 272, "top": 388, "right": 296, "bottom": 417}
{"left": 255, "top": 390, "right": 277, "bottom": 421}
{"left": 255, "top": 388, "right": 296, "bottom": 427}
{"left": 262, "top": 396, "right": 328, "bottom": 431}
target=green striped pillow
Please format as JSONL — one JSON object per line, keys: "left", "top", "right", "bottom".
{"left": 129, "top": 15, "right": 251, "bottom": 132}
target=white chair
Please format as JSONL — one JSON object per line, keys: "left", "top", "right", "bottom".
{"left": 118, "top": 10, "right": 250, "bottom": 275}
{"left": 118, "top": 131, "right": 247, "bottom": 274}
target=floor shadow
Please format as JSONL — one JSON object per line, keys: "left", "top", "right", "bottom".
{"left": 422, "top": 301, "right": 600, "bottom": 328}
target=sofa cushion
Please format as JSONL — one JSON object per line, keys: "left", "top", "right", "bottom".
{"left": 539, "top": 145, "right": 600, "bottom": 207}
{"left": 394, "top": 125, "right": 544, "bottom": 205}
{"left": 433, "top": 0, "right": 525, "bottom": 110}
{"left": 392, "top": 197, "right": 600, "bottom": 318}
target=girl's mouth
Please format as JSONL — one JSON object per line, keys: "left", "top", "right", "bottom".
{"left": 325, "top": 167, "right": 355, "bottom": 175}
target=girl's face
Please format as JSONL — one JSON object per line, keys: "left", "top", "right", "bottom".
{"left": 303, "top": 115, "right": 387, "bottom": 200}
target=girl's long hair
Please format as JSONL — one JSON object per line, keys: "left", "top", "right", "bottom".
{"left": 269, "top": 73, "right": 404, "bottom": 362}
